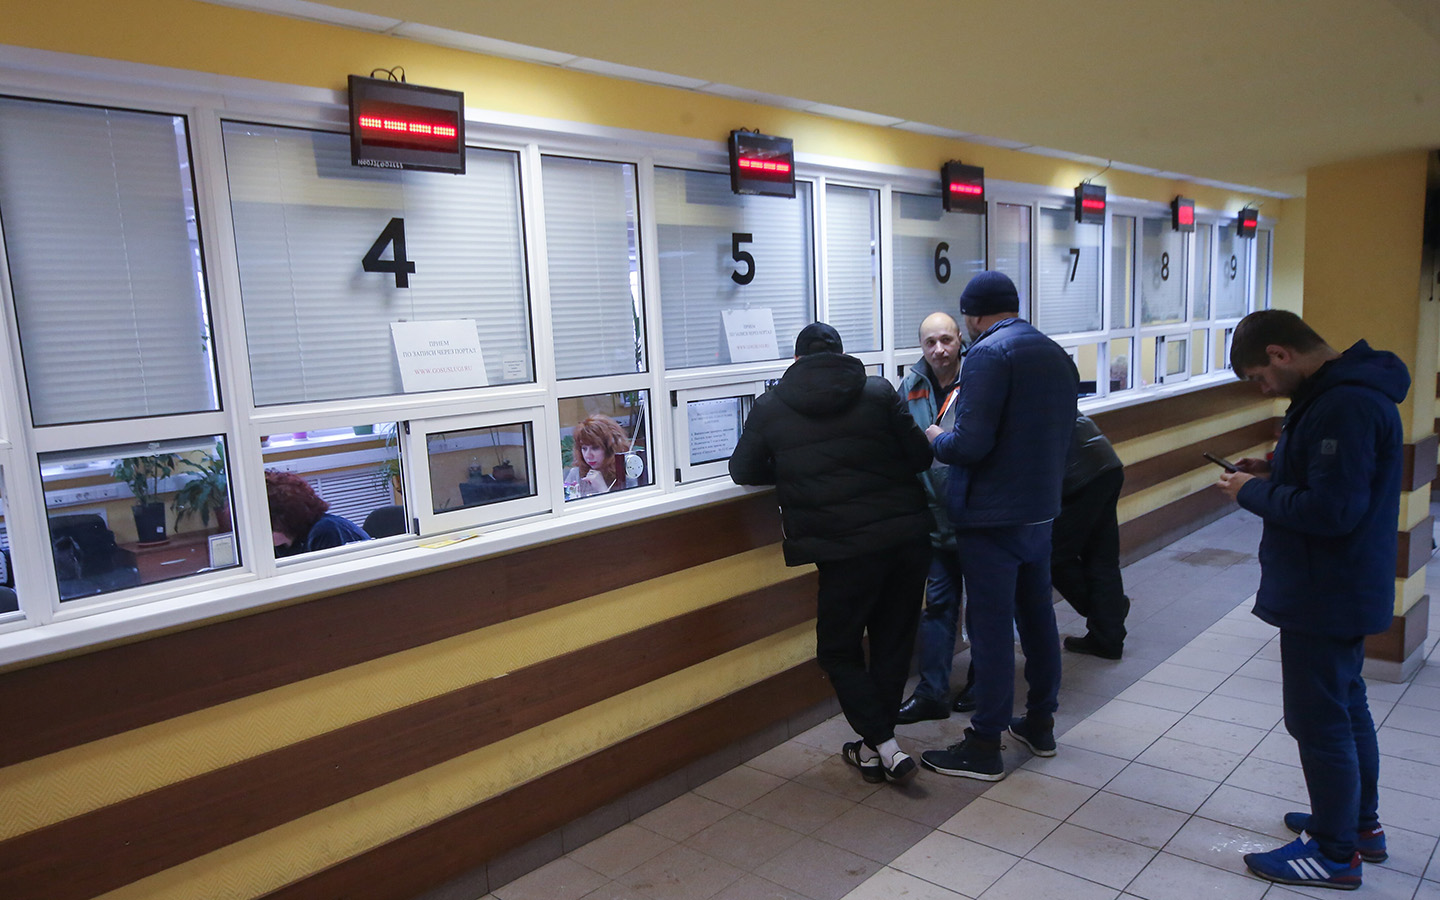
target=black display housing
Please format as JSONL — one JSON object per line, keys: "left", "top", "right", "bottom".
{"left": 728, "top": 130, "right": 796, "bottom": 198}
{"left": 1171, "top": 196, "right": 1196, "bottom": 233}
{"left": 349, "top": 75, "right": 466, "bottom": 174}
{"left": 942, "top": 161, "right": 986, "bottom": 214}
{"left": 1236, "top": 207, "right": 1259, "bottom": 238}
{"left": 1075, "top": 182, "right": 1107, "bottom": 224}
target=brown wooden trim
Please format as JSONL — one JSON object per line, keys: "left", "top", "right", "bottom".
{"left": 1119, "top": 484, "right": 1234, "bottom": 564}
{"left": 0, "top": 493, "right": 782, "bottom": 768}
{"left": 1397, "top": 516, "right": 1434, "bottom": 579}
{"left": 1092, "top": 380, "right": 1259, "bottom": 444}
{"left": 0, "top": 575, "right": 817, "bottom": 900}
{"left": 1365, "top": 595, "right": 1429, "bottom": 663}
{"left": 1402, "top": 433, "right": 1438, "bottom": 492}
{"left": 260, "top": 662, "right": 832, "bottom": 900}
{"left": 1120, "top": 419, "right": 1279, "bottom": 499}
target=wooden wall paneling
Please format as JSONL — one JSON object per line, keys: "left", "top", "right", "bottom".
{"left": 0, "top": 575, "right": 816, "bottom": 900}
{"left": 259, "top": 662, "right": 833, "bottom": 900}
{"left": 1402, "top": 433, "right": 1439, "bottom": 492}
{"left": 0, "top": 494, "right": 782, "bottom": 768}
{"left": 1092, "top": 381, "right": 1258, "bottom": 444}
{"left": 1118, "top": 419, "right": 1279, "bottom": 498}
{"left": 1398, "top": 516, "right": 1435, "bottom": 579}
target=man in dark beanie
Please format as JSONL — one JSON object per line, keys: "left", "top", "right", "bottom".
{"left": 919, "top": 270, "right": 1078, "bottom": 781}
{"left": 730, "top": 322, "right": 934, "bottom": 785}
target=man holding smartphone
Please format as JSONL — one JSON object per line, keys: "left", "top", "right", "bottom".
{"left": 1218, "top": 310, "right": 1408, "bottom": 892}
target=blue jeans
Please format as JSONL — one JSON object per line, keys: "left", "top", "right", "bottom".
{"left": 958, "top": 523, "right": 1061, "bottom": 740}
{"left": 914, "top": 551, "right": 964, "bottom": 703}
{"left": 1279, "top": 630, "right": 1380, "bottom": 862}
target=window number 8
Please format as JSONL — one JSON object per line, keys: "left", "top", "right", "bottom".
{"left": 1160, "top": 252, "right": 1170, "bottom": 281}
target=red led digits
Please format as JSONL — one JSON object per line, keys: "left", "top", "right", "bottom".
{"left": 1171, "top": 197, "right": 1195, "bottom": 232}
{"left": 1075, "top": 182, "right": 1107, "bottom": 224}
{"left": 349, "top": 75, "right": 466, "bottom": 174}
{"left": 729, "top": 130, "right": 796, "bottom": 197}
{"left": 941, "top": 162, "right": 985, "bottom": 214}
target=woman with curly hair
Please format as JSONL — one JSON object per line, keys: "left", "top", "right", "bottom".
{"left": 265, "top": 469, "right": 370, "bottom": 557}
{"left": 565, "top": 413, "right": 632, "bottom": 497}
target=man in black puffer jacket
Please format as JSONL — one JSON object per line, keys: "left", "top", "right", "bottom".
{"left": 730, "top": 322, "right": 933, "bottom": 786}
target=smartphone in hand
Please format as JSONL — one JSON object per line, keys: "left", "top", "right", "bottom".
{"left": 1202, "top": 451, "right": 1239, "bottom": 473}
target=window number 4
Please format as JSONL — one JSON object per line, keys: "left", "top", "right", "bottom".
{"left": 363, "top": 217, "right": 416, "bottom": 288}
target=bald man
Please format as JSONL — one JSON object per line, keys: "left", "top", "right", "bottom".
{"left": 894, "top": 312, "right": 973, "bottom": 724}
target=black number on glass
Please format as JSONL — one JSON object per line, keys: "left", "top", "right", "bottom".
{"left": 1068, "top": 247, "right": 1080, "bottom": 282}
{"left": 1228, "top": 254, "right": 1238, "bottom": 280}
{"left": 362, "top": 217, "right": 416, "bottom": 288}
{"left": 934, "top": 242, "right": 951, "bottom": 284}
{"left": 731, "top": 232, "right": 755, "bottom": 285}
{"left": 1160, "top": 252, "right": 1170, "bottom": 281}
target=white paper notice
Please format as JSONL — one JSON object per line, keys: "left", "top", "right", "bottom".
{"left": 721, "top": 308, "right": 778, "bottom": 363}
{"left": 688, "top": 397, "right": 743, "bottom": 464}
{"left": 391, "top": 320, "right": 489, "bottom": 393}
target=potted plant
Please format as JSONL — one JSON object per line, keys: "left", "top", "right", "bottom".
{"left": 112, "top": 452, "right": 182, "bottom": 543}
{"left": 172, "top": 444, "right": 230, "bottom": 531}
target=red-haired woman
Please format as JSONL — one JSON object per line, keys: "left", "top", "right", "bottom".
{"left": 565, "top": 414, "right": 632, "bottom": 497}
{"left": 265, "top": 470, "right": 370, "bottom": 557}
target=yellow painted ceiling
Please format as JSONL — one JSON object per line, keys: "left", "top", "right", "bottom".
{"left": 290, "top": 0, "right": 1440, "bottom": 197}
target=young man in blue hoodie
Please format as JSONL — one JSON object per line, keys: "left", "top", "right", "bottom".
{"left": 1219, "top": 309, "right": 1409, "bottom": 892}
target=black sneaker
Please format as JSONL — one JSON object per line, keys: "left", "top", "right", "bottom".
{"left": 919, "top": 728, "right": 1004, "bottom": 781}
{"left": 1008, "top": 715, "right": 1057, "bottom": 757}
{"left": 1063, "top": 634, "right": 1122, "bottom": 660}
{"left": 951, "top": 684, "right": 977, "bottom": 713}
{"left": 841, "top": 740, "right": 884, "bottom": 784}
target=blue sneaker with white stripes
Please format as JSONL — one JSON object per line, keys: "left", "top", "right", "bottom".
{"left": 1244, "top": 834, "right": 1361, "bottom": 891}
{"left": 1283, "top": 811, "right": 1387, "bottom": 862}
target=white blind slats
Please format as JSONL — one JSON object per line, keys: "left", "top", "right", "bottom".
{"left": 543, "top": 156, "right": 643, "bottom": 380}
{"left": 991, "top": 203, "right": 1031, "bottom": 314}
{"left": 1140, "top": 217, "right": 1185, "bottom": 325}
{"left": 655, "top": 168, "right": 813, "bottom": 368}
{"left": 1036, "top": 206, "right": 1101, "bottom": 335}
{"left": 1214, "top": 227, "right": 1248, "bottom": 319}
{"left": 0, "top": 98, "right": 218, "bottom": 425}
{"left": 825, "top": 185, "right": 880, "bottom": 352}
{"left": 223, "top": 123, "right": 532, "bottom": 406}
{"left": 891, "top": 192, "right": 985, "bottom": 347}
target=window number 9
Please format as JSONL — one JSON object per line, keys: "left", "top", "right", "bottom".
{"left": 934, "top": 242, "right": 951, "bottom": 284}
{"left": 1228, "top": 254, "right": 1238, "bottom": 280}
{"left": 731, "top": 232, "right": 755, "bottom": 285}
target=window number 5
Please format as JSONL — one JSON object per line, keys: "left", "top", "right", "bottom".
{"left": 362, "top": 217, "right": 416, "bottom": 288}
{"left": 731, "top": 232, "right": 755, "bottom": 285}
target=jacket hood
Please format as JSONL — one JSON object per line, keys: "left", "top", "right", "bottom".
{"left": 1304, "top": 340, "right": 1410, "bottom": 407}
{"left": 775, "top": 352, "right": 868, "bottom": 417}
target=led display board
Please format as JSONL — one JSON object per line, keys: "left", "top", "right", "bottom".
{"left": 1074, "top": 182, "right": 1106, "bottom": 224}
{"left": 941, "top": 161, "right": 986, "bottom": 214}
{"left": 728, "top": 130, "right": 796, "bottom": 198}
{"left": 349, "top": 75, "right": 465, "bottom": 174}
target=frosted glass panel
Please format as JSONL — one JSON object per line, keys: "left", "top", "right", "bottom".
{"left": 891, "top": 192, "right": 984, "bottom": 347}
{"left": 1140, "top": 217, "right": 1186, "bottom": 325}
{"left": 1036, "top": 206, "right": 1101, "bottom": 335}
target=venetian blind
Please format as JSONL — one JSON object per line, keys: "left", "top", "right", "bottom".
{"left": 824, "top": 185, "right": 880, "bottom": 352}
{"left": 891, "top": 192, "right": 985, "bottom": 348}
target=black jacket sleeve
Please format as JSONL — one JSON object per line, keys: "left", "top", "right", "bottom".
{"left": 728, "top": 401, "right": 776, "bottom": 485}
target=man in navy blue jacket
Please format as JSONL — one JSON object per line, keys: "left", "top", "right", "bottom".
{"left": 1219, "top": 310, "right": 1408, "bottom": 892}
{"left": 918, "top": 271, "right": 1078, "bottom": 781}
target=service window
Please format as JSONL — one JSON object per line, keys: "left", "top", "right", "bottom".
{"left": 408, "top": 412, "right": 549, "bottom": 533}
{"left": 543, "top": 156, "right": 645, "bottom": 380}
{"left": 991, "top": 202, "right": 1032, "bottom": 316}
{"left": 1036, "top": 205, "right": 1101, "bottom": 335}
{"left": 1151, "top": 333, "right": 1189, "bottom": 385}
{"left": 824, "top": 185, "right": 881, "bottom": 353}
{"left": 1110, "top": 214, "right": 1135, "bottom": 331}
{"left": 40, "top": 437, "right": 238, "bottom": 602}
{"left": 1140, "top": 217, "right": 1186, "bottom": 326}
{"left": 1190, "top": 329, "right": 1209, "bottom": 376}
{"left": 1214, "top": 326, "right": 1236, "bottom": 371}
{"left": 1253, "top": 229, "right": 1273, "bottom": 311}
{"left": 1193, "top": 223, "right": 1213, "bottom": 320}
{"left": 671, "top": 383, "right": 763, "bottom": 483}
{"left": 261, "top": 423, "right": 406, "bottom": 551}
{"left": 0, "top": 472, "right": 16, "bottom": 619}
{"left": 223, "top": 122, "right": 533, "bottom": 406}
{"left": 559, "top": 391, "right": 653, "bottom": 501}
{"left": 653, "top": 168, "right": 814, "bottom": 368}
{"left": 1214, "top": 225, "right": 1249, "bottom": 320}
{"left": 890, "top": 192, "right": 984, "bottom": 349}
{"left": 0, "top": 98, "right": 220, "bottom": 426}
{"left": 1065, "top": 343, "right": 1102, "bottom": 398}
{"left": 1108, "top": 337, "right": 1133, "bottom": 391}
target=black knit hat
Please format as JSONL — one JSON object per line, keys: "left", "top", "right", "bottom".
{"left": 794, "top": 322, "right": 844, "bottom": 356}
{"left": 959, "top": 271, "right": 1021, "bottom": 317}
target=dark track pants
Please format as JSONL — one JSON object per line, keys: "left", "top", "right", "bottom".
{"left": 814, "top": 538, "right": 930, "bottom": 748}
{"left": 1051, "top": 466, "right": 1128, "bottom": 652}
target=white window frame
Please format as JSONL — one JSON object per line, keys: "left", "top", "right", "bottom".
{"left": 406, "top": 406, "right": 554, "bottom": 535}
{"left": 671, "top": 380, "right": 767, "bottom": 484}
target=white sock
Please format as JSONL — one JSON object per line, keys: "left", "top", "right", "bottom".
{"left": 877, "top": 738, "right": 904, "bottom": 767}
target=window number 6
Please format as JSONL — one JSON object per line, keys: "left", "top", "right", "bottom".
{"left": 934, "top": 242, "right": 951, "bottom": 284}
{"left": 362, "top": 217, "right": 416, "bottom": 288}
{"left": 731, "top": 233, "right": 755, "bottom": 285}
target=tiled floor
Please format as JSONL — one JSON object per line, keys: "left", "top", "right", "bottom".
{"left": 478, "top": 509, "right": 1440, "bottom": 900}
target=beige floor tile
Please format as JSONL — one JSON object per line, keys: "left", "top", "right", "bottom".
{"left": 1189, "top": 694, "right": 1284, "bottom": 731}
{"left": 685, "top": 810, "right": 805, "bottom": 870}
{"left": 1268, "top": 863, "right": 1419, "bottom": 900}
{"left": 1124, "top": 851, "right": 1267, "bottom": 900}
{"left": 569, "top": 824, "right": 677, "bottom": 879}
{"left": 742, "top": 781, "right": 854, "bottom": 835}
{"left": 1088, "top": 699, "right": 1185, "bottom": 736}
{"left": 636, "top": 793, "right": 734, "bottom": 841}
{"left": 1377, "top": 784, "right": 1440, "bottom": 837}
{"left": 838, "top": 866, "right": 968, "bottom": 900}
{"left": 1165, "top": 646, "right": 1254, "bottom": 676}
{"left": 618, "top": 844, "right": 745, "bottom": 900}
{"left": 983, "top": 769, "right": 1097, "bottom": 819}
{"left": 1224, "top": 757, "right": 1310, "bottom": 805}
{"left": 860, "top": 770, "right": 989, "bottom": 828}
{"left": 1203, "top": 617, "right": 1277, "bottom": 641}
{"left": 1021, "top": 742, "right": 1129, "bottom": 788}
{"left": 748, "top": 741, "right": 836, "bottom": 779}
{"left": 792, "top": 755, "right": 887, "bottom": 803}
{"left": 1385, "top": 705, "right": 1440, "bottom": 738}
{"left": 708, "top": 874, "right": 810, "bottom": 900}
{"left": 494, "top": 857, "right": 610, "bottom": 900}
{"left": 1162, "top": 816, "right": 1277, "bottom": 878}
{"left": 1378, "top": 724, "right": 1440, "bottom": 766}
{"left": 1025, "top": 822, "right": 1156, "bottom": 890}
{"left": 1212, "top": 674, "right": 1284, "bottom": 706}
{"left": 1373, "top": 823, "right": 1439, "bottom": 878}
{"left": 694, "top": 765, "right": 788, "bottom": 809}
{"left": 1163, "top": 715, "right": 1268, "bottom": 755}
{"left": 755, "top": 836, "right": 882, "bottom": 900}
{"left": 977, "top": 858, "right": 1119, "bottom": 900}
{"left": 793, "top": 718, "right": 863, "bottom": 753}
{"left": 1193, "top": 785, "right": 1295, "bottom": 840}
{"left": 1139, "top": 662, "right": 1228, "bottom": 693}
{"left": 1233, "top": 657, "right": 1284, "bottom": 683}
{"left": 579, "top": 883, "right": 650, "bottom": 900}
{"left": 937, "top": 796, "right": 1061, "bottom": 856}
{"left": 1135, "top": 736, "right": 1245, "bottom": 782}
{"left": 1059, "top": 719, "right": 1159, "bottom": 760}
{"left": 1068, "top": 791, "right": 1189, "bottom": 849}
{"left": 1115, "top": 680, "right": 1208, "bottom": 714}
{"left": 810, "top": 803, "right": 935, "bottom": 865}
{"left": 1427, "top": 835, "right": 1440, "bottom": 880}
{"left": 1395, "top": 684, "right": 1440, "bottom": 711}
{"left": 890, "top": 831, "right": 1019, "bottom": 898}
{"left": 1184, "top": 631, "right": 1269, "bottom": 658}
{"left": 1106, "top": 761, "right": 1220, "bottom": 813}
{"left": 1246, "top": 731, "right": 1300, "bottom": 769}
{"left": 1414, "top": 878, "right": 1440, "bottom": 900}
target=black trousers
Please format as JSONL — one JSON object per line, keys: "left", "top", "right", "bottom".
{"left": 1051, "top": 466, "right": 1128, "bottom": 651}
{"left": 814, "top": 538, "right": 930, "bottom": 748}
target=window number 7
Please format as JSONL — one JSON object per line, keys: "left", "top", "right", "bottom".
{"left": 1068, "top": 247, "right": 1080, "bottom": 283}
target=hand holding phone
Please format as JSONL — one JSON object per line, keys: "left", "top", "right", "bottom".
{"left": 1203, "top": 451, "right": 1239, "bottom": 473}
